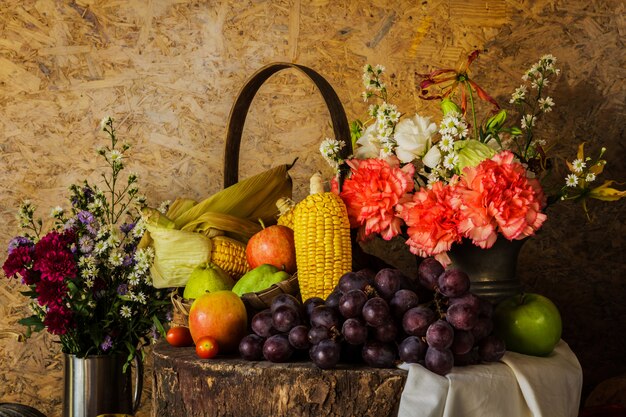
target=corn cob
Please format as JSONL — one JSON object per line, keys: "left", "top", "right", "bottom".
{"left": 293, "top": 173, "right": 352, "bottom": 301}
{"left": 276, "top": 197, "right": 296, "bottom": 229}
{"left": 210, "top": 236, "right": 249, "bottom": 280}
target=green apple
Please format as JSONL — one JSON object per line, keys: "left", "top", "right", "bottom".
{"left": 493, "top": 293, "right": 562, "bottom": 357}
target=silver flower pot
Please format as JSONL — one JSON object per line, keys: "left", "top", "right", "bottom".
{"left": 62, "top": 353, "right": 142, "bottom": 417}
{"left": 447, "top": 237, "right": 527, "bottom": 304}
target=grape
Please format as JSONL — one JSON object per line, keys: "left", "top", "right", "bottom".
{"left": 355, "top": 268, "right": 376, "bottom": 284}
{"left": 271, "top": 294, "right": 302, "bottom": 314}
{"left": 446, "top": 302, "right": 479, "bottom": 331}
{"left": 437, "top": 269, "right": 470, "bottom": 298}
{"left": 362, "top": 297, "right": 391, "bottom": 327}
{"left": 308, "top": 325, "right": 331, "bottom": 345}
{"left": 425, "top": 347, "right": 454, "bottom": 375}
{"left": 398, "top": 336, "right": 427, "bottom": 363}
{"left": 478, "top": 335, "right": 506, "bottom": 362}
{"left": 325, "top": 290, "right": 343, "bottom": 309}
{"left": 239, "top": 334, "right": 265, "bottom": 361}
{"left": 373, "top": 268, "right": 404, "bottom": 300}
{"left": 303, "top": 297, "right": 325, "bottom": 319}
{"left": 251, "top": 309, "right": 277, "bottom": 338}
{"left": 263, "top": 334, "right": 294, "bottom": 363}
{"left": 448, "top": 293, "right": 481, "bottom": 311}
{"left": 450, "top": 330, "right": 475, "bottom": 355}
{"left": 337, "top": 271, "right": 370, "bottom": 293}
{"left": 338, "top": 289, "right": 368, "bottom": 319}
{"left": 471, "top": 317, "right": 494, "bottom": 342}
{"left": 310, "top": 339, "right": 341, "bottom": 369}
{"left": 288, "top": 325, "right": 311, "bottom": 350}
{"left": 454, "top": 348, "right": 480, "bottom": 366}
{"left": 426, "top": 319, "right": 454, "bottom": 350}
{"left": 418, "top": 258, "right": 444, "bottom": 291}
{"left": 389, "top": 289, "right": 420, "bottom": 319}
{"left": 362, "top": 341, "right": 397, "bottom": 368}
{"left": 373, "top": 321, "right": 398, "bottom": 343}
{"left": 341, "top": 318, "right": 368, "bottom": 345}
{"left": 272, "top": 305, "right": 301, "bottom": 333}
{"left": 402, "top": 305, "right": 436, "bottom": 337}
{"left": 310, "top": 305, "right": 341, "bottom": 330}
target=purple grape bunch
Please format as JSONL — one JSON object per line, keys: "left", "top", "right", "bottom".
{"left": 238, "top": 261, "right": 505, "bottom": 375}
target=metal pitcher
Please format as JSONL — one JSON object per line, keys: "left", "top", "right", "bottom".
{"left": 63, "top": 353, "right": 142, "bottom": 417}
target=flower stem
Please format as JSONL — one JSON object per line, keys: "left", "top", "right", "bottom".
{"left": 466, "top": 83, "right": 479, "bottom": 140}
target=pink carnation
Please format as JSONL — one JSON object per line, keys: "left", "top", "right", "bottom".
{"left": 397, "top": 181, "right": 462, "bottom": 258}
{"left": 338, "top": 157, "right": 415, "bottom": 241}
{"left": 455, "top": 150, "right": 547, "bottom": 248}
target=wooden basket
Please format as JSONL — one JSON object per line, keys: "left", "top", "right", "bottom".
{"left": 169, "top": 62, "right": 353, "bottom": 322}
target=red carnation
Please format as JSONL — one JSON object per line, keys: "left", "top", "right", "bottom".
{"left": 2, "top": 246, "right": 34, "bottom": 280}
{"left": 43, "top": 304, "right": 74, "bottom": 336}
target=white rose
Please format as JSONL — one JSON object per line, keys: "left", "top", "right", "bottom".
{"left": 354, "top": 124, "right": 382, "bottom": 159}
{"left": 394, "top": 114, "right": 438, "bottom": 163}
{"left": 422, "top": 145, "right": 442, "bottom": 169}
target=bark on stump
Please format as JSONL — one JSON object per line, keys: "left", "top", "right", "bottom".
{"left": 152, "top": 342, "right": 407, "bottom": 417}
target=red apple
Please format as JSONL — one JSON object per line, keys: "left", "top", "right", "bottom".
{"left": 246, "top": 223, "right": 296, "bottom": 274}
{"left": 188, "top": 290, "right": 248, "bottom": 353}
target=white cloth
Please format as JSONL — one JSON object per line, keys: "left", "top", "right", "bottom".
{"left": 397, "top": 340, "right": 583, "bottom": 417}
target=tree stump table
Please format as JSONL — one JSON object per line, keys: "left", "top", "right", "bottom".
{"left": 152, "top": 342, "right": 408, "bottom": 417}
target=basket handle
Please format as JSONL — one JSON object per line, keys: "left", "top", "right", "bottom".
{"left": 223, "top": 62, "right": 352, "bottom": 188}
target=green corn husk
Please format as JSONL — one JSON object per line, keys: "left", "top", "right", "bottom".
{"left": 147, "top": 223, "right": 213, "bottom": 288}
{"left": 173, "top": 164, "right": 293, "bottom": 229}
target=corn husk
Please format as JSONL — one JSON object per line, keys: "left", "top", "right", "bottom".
{"left": 173, "top": 163, "right": 293, "bottom": 228}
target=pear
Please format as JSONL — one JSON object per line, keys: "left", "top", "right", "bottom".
{"left": 183, "top": 262, "right": 235, "bottom": 299}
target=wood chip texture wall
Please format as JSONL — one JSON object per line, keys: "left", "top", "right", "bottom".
{"left": 0, "top": 1, "right": 624, "bottom": 415}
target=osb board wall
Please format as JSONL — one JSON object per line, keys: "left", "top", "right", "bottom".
{"left": 0, "top": 0, "right": 624, "bottom": 415}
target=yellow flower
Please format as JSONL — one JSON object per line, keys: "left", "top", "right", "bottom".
{"left": 588, "top": 181, "right": 626, "bottom": 202}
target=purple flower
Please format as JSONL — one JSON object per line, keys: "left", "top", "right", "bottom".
{"left": 117, "top": 283, "right": 128, "bottom": 295}
{"left": 120, "top": 222, "right": 135, "bottom": 234}
{"left": 78, "top": 235, "right": 94, "bottom": 253}
{"left": 7, "top": 236, "right": 33, "bottom": 255}
{"left": 100, "top": 335, "right": 113, "bottom": 351}
{"left": 77, "top": 211, "right": 94, "bottom": 225}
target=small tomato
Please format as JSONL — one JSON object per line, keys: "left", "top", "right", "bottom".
{"left": 196, "top": 336, "right": 219, "bottom": 359}
{"left": 166, "top": 326, "right": 193, "bottom": 347}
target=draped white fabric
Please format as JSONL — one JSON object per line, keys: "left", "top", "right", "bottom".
{"left": 397, "top": 340, "right": 583, "bottom": 417}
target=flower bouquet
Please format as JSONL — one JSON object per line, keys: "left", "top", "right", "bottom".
{"left": 2, "top": 117, "right": 171, "bottom": 367}
{"left": 321, "top": 52, "right": 624, "bottom": 265}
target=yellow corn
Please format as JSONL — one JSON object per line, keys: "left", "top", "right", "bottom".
{"left": 209, "top": 236, "right": 249, "bottom": 280}
{"left": 276, "top": 197, "right": 296, "bottom": 229}
{"left": 293, "top": 173, "right": 352, "bottom": 301}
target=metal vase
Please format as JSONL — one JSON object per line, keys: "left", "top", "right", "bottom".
{"left": 447, "top": 237, "right": 527, "bottom": 304}
{"left": 62, "top": 352, "right": 142, "bottom": 417}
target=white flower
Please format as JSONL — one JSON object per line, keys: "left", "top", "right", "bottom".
{"left": 585, "top": 173, "right": 596, "bottom": 182}
{"left": 50, "top": 206, "right": 64, "bottom": 218}
{"left": 521, "top": 114, "right": 536, "bottom": 130}
{"left": 157, "top": 200, "right": 171, "bottom": 214}
{"left": 393, "top": 114, "right": 438, "bottom": 163}
{"left": 109, "top": 150, "right": 123, "bottom": 162}
{"left": 120, "top": 305, "right": 132, "bottom": 318}
{"left": 94, "top": 240, "right": 108, "bottom": 254}
{"left": 510, "top": 85, "right": 527, "bottom": 103}
{"left": 100, "top": 116, "right": 112, "bottom": 131}
{"left": 108, "top": 250, "right": 124, "bottom": 267}
{"left": 538, "top": 96, "right": 555, "bottom": 112}
{"left": 443, "top": 153, "right": 459, "bottom": 170}
{"left": 354, "top": 125, "right": 382, "bottom": 159}
{"left": 571, "top": 159, "right": 586, "bottom": 173}
{"left": 422, "top": 145, "right": 442, "bottom": 169}
{"left": 565, "top": 174, "right": 579, "bottom": 187}
{"left": 439, "top": 134, "right": 455, "bottom": 152}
